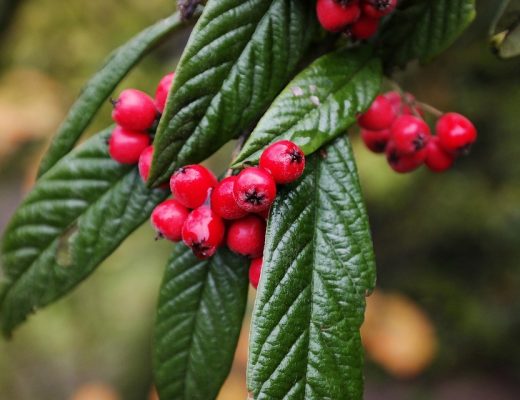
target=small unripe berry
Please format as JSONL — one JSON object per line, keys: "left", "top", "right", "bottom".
{"left": 425, "top": 136, "right": 455, "bottom": 173}
{"left": 259, "top": 140, "right": 306, "bottom": 184}
{"left": 234, "top": 167, "right": 277, "bottom": 213}
{"left": 138, "top": 145, "right": 154, "bottom": 182}
{"left": 362, "top": 0, "right": 397, "bottom": 18}
{"left": 436, "top": 112, "right": 477, "bottom": 154}
{"left": 108, "top": 126, "right": 150, "bottom": 164}
{"left": 226, "top": 215, "right": 266, "bottom": 258}
{"left": 316, "top": 0, "right": 361, "bottom": 32}
{"left": 249, "top": 258, "right": 263, "bottom": 289}
{"left": 210, "top": 176, "right": 248, "bottom": 220}
{"left": 111, "top": 89, "right": 158, "bottom": 131}
{"left": 155, "top": 72, "right": 175, "bottom": 113}
{"left": 386, "top": 140, "right": 427, "bottom": 173}
{"left": 358, "top": 94, "right": 397, "bottom": 130}
{"left": 170, "top": 165, "right": 218, "bottom": 209}
{"left": 350, "top": 15, "right": 380, "bottom": 40}
{"left": 360, "top": 128, "right": 391, "bottom": 153}
{"left": 391, "top": 115, "right": 431, "bottom": 155}
{"left": 151, "top": 199, "right": 189, "bottom": 242}
{"left": 182, "top": 206, "right": 225, "bottom": 259}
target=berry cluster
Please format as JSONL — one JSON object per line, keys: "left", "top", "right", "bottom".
{"left": 316, "top": 0, "right": 396, "bottom": 39}
{"left": 358, "top": 92, "right": 477, "bottom": 173}
{"left": 151, "top": 140, "right": 306, "bottom": 289}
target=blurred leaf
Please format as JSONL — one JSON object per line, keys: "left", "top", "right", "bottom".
{"left": 0, "top": 129, "right": 167, "bottom": 336}
{"left": 37, "top": 12, "right": 190, "bottom": 177}
{"left": 248, "top": 136, "right": 376, "bottom": 399}
{"left": 490, "top": 0, "right": 520, "bottom": 58}
{"left": 233, "top": 47, "right": 381, "bottom": 167}
{"left": 379, "top": 0, "right": 476, "bottom": 68}
{"left": 154, "top": 246, "right": 248, "bottom": 400}
{"left": 149, "top": 0, "right": 318, "bottom": 186}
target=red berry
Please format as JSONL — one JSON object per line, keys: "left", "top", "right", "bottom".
{"left": 259, "top": 140, "right": 306, "bottom": 184}
{"left": 234, "top": 167, "right": 277, "bottom": 213}
{"left": 210, "top": 176, "right": 248, "bottom": 220}
{"left": 386, "top": 141, "right": 427, "bottom": 173}
{"left": 111, "top": 89, "right": 158, "bottom": 131}
{"left": 425, "top": 136, "right": 455, "bottom": 173}
{"left": 170, "top": 165, "right": 218, "bottom": 209}
{"left": 108, "top": 126, "right": 150, "bottom": 164}
{"left": 226, "top": 215, "right": 266, "bottom": 258}
{"left": 182, "top": 206, "right": 225, "bottom": 259}
{"left": 249, "top": 258, "right": 263, "bottom": 289}
{"left": 350, "top": 15, "right": 380, "bottom": 40}
{"left": 436, "top": 112, "right": 477, "bottom": 154}
{"left": 391, "top": 115, "right": 431, "bottom": 155}
{"left": 316, "top": 0, "right": 361, "bottom": 32}
{"left": 155, "top": 72, "right": 175, "bottom": 113}
{"left": 138, "top": 145, "right": 154, "bottom": 182}
{"left": 360, "top": 128, "right": 390, "bottom": 153}
{"left": 362, "top": 0, "right": 397, "bottom": 18}
{"left": 151, "top": 199, "right": 189, "bottom": 242}
{"left": 358, "top": 94, "right": 397, "bottom": 130}
{"left": 384, "top": 91, "right": 423, "bottom": 116}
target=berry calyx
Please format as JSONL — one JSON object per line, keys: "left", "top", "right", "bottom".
{"left": 316, "top": 0, "right": 361, "bottom": 33}
{"left": 138, "top": 145, "right": 154, "bottom": 182}
{"left": 362, "top": 0, "right": 397, "bottom": 18}
{"left": 210, "top": 176, "right": 248, "bottom": 220}
{"left": 226, "top": 215, "right": 266, "bottom": 258}
{"left": 391, "top": 115, "right": 431, "bottom": 155}
{"left": 259, "top": 140, "right": 306, "bottom": 184}
{"left": 360, "top": 128, "right": 391, "bottom": 153}
{"left": 436, "top": 112, "right": 477, "bottom": 154}
{"left": 350, "top": 15, "right": 380, "bottom": 40}
{"left": 249, "top": 258, "right": 263, "bottom": 289}
{"left": 155, "top": 72, "right": 175, "bottom": 113}
{"left": 170, "top": 165, "right": 218, "bottom": 209}
{"left": 108, "top": 126, "right": 150, "bottom": 164}
{"left": 358, "top": 94, "right": 397, "bottom": 130}
{"left": 151, "top": 199, "right": 189, "bottom": 242}
{"left": 425, "top": 136, "right": 456, "bottom": 173}
{"left": 234, "top": 167, "right": 277, "bottom": 213}
{"left": 182, "top": 206, "right": 225, "bottom": 259}
{"left": 111, "top": 89, "right": 158, "bottom": 131}
{"left": 386, "top": 141, "right": 427, "bottom": 173}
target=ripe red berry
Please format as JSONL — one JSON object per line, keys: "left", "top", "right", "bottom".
{"left": 249, "top": 258, "right": 263, "bottom": 289}
{"left": 182, "top": 206, "right": 225, "bottom": 259}
{"left": 362, "top": 0, "right": 397, "bottom": 18}
{"left": 425, "top": 136, "right": 455, "bottom": 173}
{"left": 108, "top": 126, "right": 150, "bottom": 164}
{"left": 259, "top": 140, "right": 306, "bottom": 184}
{"left": 358, "top": 94, "right": 397, "bottom": 130}
{"left": 350, "top": 15, "right": 380, "bottom": 40}
{"left": 226, "top": 215, "right": 266, "bottom": 258}
{"left": 360, "top": 128, "right": 391, "bottom": 153}
{"left": 155, "top": 72, "right": 175, "bottom": 113}
{"left": 111, "top": 89, "right": 158, "bottom": 131}
{"left": 151, "top": 199, "right": 189, "bottom": 242}
{"left": 210, "top": 176, "right": 248, "bottom": 220}
{"left": 170, "top": 165, "right": 218, "bottom": 209}
{"left": 436, "top": 112, "right": 477, "bottom": 154}
{"left": 234, "top": 167, "right": 277, "bottom": 213}
{"left": 386, "top": 140, "right": 427, "bottom": 173}
{"left": 384, "top": 91, "right": 423, "bottom": 116}
{"left": 391, "top": 115, "right": 431, "bottom": 155}
{"left": 138, "top": 145, "right": 154, "bottom": 182}
{"left": 316, "top": 0, "right": 361, "bottom": 32}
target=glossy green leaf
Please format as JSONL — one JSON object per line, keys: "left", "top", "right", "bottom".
{"left": 490, "top": 0, "right": 520, "bottom": 59}
{"left": 379, "top": 0, "right": 476, "bottom": 68}
{"left": 248, "top": 136, "right": 376, "bottom": 399}
{"left": 148, "top": 0, "right": 318, "bottom": 186}
{"left": 0, "top": 129, "right": 167, "bottom": 336}
{"left": 233, "top": 47, "right": 381, "bottom": 167}
{"left": 37, "top": 12, "right": 191, "bottom": 177}
{"left": 154, "top": 246, "right": 249, "bottom": 400}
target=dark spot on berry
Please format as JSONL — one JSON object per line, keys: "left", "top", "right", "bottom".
{"left": 289, "top": 149, "right": 303, "bottom": 164}
{"left": 244, "top": 189, "right": 266, "bottom": 206}
{"left": 374, "top": 141, "right": 387, "bottom": 152}
{"left": 191, "top": 241, "right": 212, "bottom": 258}
{"left": 373, "top": 0, "right": 391, "bottom": 10}
{"left": 155, "top": 232, "right": 164, "bottom": 241}
{"left": 388, "top": 150, "right": 399, "bottom": 165}
{"left": 413, "top": 135, "right": 426, "bottom": 151}
{"left": 109, "top": 97, "right": 119, "bottom": 108}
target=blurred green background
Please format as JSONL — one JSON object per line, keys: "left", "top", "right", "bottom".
{"left": 0, "top": 1, "right": 519, "bottom": 399}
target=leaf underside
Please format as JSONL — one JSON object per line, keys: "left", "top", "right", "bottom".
{"left": 148, "top": 0, "right": 318, "bottom": 186}
{"left": 0, "top": 130, "right": 167, "bottom": 336}
{"left": 247, "top": 136, "right": 376, "bottom": 400}
{"left": 154, "top": 246, "right": 249, "bottom": 400}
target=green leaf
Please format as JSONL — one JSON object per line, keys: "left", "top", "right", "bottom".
{"left": 490, "top": 0, "right": 520, "bottom": 59}
{"left": 233, "top": 47, "right": 382, "bottom": 167}
{"left": 0, "top": 129, "right": 167, "bottom": 336}
{"left": 379, "top": 0, "right": 476, "bottom": 68}
{"left": 148, "top": 0, "right": 319, "bottom": 186}
{"left": 247, "top": 136, "right": 376, "bottom": 399}
{"left": 37, "top": 12, "right": 190, "bottom": 177}
{"left": 154, "top": 245, "right": 249, "bottom": 400}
